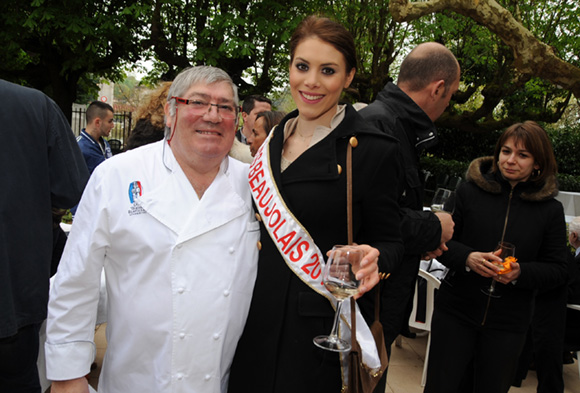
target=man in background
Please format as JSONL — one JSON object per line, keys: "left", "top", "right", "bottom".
{"left": 360, "top": 42, "right": 460, "bottom": 390}
{"left": 0, "top": 79, "right": 88, "bottom": 392}
{"left": 235, "top": 95, "right": 271, "bottom": 145}
{"left": 77, "top": 101, "right": 115, "bottom": 175}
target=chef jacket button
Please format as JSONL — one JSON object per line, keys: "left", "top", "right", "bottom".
{"left": 223, "top": 289, "right": 230, "bottom": 297}
{"left": 337, "top": 164, "right": 342, "bottom": 174}
{"left": 349, "top": 136, "right": 358, "bottom": 148}
{"left": 176, "top": 373, "right": 183, "bottom": 380}
{"left": 257, "top": 241, "right": 262, "bottom": 250}
{"left": 228, "top": 247, "right": 235, "bottom": 254}
{"left": 255, "top": 213, "right": 262, "bottom": 222}
{"left": 179, "top": 332, "right": 185, "bottom": 339}
{"left": 204, "top": 374, "right": 211, "bottom": 381}
{"left": 177, "top": 287, "right": 185, "bottom": 294}
{"left": 213, "top": 333, "right": 220, "bottom": 340}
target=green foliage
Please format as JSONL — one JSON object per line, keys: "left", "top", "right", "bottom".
{"left": 420, "top": 155, "right": 470, "bottom": 181}
{"left": 426, "top": 128, "right": 503, "bottom": 162}
{"left": 547, "top": 125, "right": 580, "bottom": 176}
{"left": 0, "top": 0, "right": 148, "bottom": 117}
{"left": 1, "top": 0, "right": 579, "bottom": 131}
{"left": 557, "top": 173, "right": 580, "bottom": 193}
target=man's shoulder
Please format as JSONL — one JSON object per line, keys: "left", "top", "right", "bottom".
{"left": 77, "top": 132, "right": 94, "bottom": 146}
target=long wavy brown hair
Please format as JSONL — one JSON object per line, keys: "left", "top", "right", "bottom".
{"left": 133, "top": 81, "right": 172, "bottom": 128}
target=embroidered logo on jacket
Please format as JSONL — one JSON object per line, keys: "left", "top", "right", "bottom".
{"left": 128, "top": 181, "right": 146, "bottom": 216}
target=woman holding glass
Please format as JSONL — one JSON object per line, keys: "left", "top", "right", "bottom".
{"left": 425, "top": 121, "right": 568, "bottom": 393}
{"left": 228, "top": 15, "right": 403, "bottom": 392}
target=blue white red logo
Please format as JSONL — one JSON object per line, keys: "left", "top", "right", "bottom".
{"left": 129, "top": 181, "right": 142, "bottom": 204}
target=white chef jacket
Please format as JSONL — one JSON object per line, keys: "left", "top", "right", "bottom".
{"left": 46, "top": 141, "right": 260, "bottom": 393}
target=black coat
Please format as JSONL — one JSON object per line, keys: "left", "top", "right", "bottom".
{"left": 0, "top": 80, "right": 88, "bottom": 337}
{"left": 359, "top": 82, "right": 442, "bottom": 345}
{"left": 228, "top": 105, "right": 403, "bottom": 392}
{"left": 568, "top": 252, "right": 580, "bottom": 304}
{"left": 437, "top": 157, "right": 568, "bottom": 332}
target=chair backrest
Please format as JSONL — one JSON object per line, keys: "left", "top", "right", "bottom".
{"left": 447, "top": 176, "right": 462, "bottom": 190}
{"left": 409, "top": 269, "right": 441, "bottom": 332}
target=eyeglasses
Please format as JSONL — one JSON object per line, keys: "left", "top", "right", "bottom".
{"left": 171, "top": 96, "right": 237, "bottom": 119}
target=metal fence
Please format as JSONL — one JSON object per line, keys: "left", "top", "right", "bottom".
{"left": 71, "top": 107, "right": 133, "bottom": 153}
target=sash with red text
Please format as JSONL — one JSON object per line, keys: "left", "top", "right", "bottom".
{"left": 248, "top": 132, "right": 381, "bottom": 384}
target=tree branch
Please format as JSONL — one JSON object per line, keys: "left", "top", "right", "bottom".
{"left": 390, "top": 0, "right": 580, "bottom": 100}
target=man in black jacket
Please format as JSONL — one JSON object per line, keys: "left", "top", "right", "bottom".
{"left": 0, "top": 80, "right": 88, "bottom": 392}
{"left": 359, "top": 42, "right": 460, "bottom": 388}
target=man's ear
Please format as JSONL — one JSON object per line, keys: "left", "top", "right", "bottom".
{"left": 233, "top": 112, "right": 240, "bottom": 132}
{"left": 431, "top": 80, "right": 445, "bottom": 100}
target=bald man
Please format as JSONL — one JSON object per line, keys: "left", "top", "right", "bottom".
{"left": 360, "top": 42, "right": 460, "bottom": 389}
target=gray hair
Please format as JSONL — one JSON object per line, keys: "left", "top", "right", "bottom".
{"left": 165, "top": 66, "right": 239, "bottom": 139}
{"left": 569, "top": 216, "right": 580, "bottom": 236}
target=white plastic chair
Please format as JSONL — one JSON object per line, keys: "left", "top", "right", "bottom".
{"left": 395, "top": 268, "right": 441, "bottom": 387}
{"left": 567, "top": 303, "right": 580, "bottom": 377}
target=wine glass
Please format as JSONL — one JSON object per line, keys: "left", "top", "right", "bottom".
{"left": 481, "top": 241, "right": 515, "bottom": 298}
{"left": 313, "top": 245, "right": 362, "bottom": 352}
{"left": 431, "top": 188, "right": 455, "bottom": 214}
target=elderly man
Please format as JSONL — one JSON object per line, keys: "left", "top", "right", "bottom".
{"left": 46, "top": 66, "right": 260, "bottom": 393}
{"left": 360, "top": 42, "right": 460, "bottom": 389}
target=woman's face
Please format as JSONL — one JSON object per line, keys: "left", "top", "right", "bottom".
{"left": 498, "top": 137, "right": 540, "bottom": 186}
{"left": 289, "top": 37, "right": 355, "bottom": 126}
{"left": 248, "top": 116, "right": 268, "bottom": 157}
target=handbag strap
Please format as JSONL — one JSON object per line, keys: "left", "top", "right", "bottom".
{"left": 347, "top": 140, "right": 354, "bottom": 245}
{"left": 347, "top": 139, "right": 359, "bottom": 342}
{"left": 346, "top": 138, "right": 381, "bottom": 333}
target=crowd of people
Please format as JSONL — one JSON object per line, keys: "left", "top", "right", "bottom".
{"left": 1, "top": 13, "right": 578, "bottom": 393}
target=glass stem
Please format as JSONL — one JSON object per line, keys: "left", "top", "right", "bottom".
{"left": 329, "top": 300, "right": 344, "bottom": 338}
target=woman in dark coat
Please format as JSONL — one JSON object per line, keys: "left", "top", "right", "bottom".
{"left": 227, "top": 16, "right": 403, "bottom": 393}
{"left": 425, "top": 121, "right": 568, "bottom": 393}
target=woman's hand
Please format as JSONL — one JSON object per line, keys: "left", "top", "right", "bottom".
{"left": 466, "top": 251, "right": 503, "bottom": 278}
{"left": 350, "top": 244, "right": 380, "bottom": 298}
{"left": 325, "top": 244, "right": 380, "bottom": 298}
{"left": 494, "top": 259, "right": 521, "bottom": 284}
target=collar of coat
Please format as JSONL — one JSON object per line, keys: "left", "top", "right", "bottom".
{"left": 376, "top": 82, "right": 438, "bottom": 151}
{"left": 466, "top": 156, "right": 558, "bottom": 202}
{"left": 278, "top": 104, "right": 391, "bottom": 140}
{"left": 268, "top": 104, "right": 397, "bottom": 184}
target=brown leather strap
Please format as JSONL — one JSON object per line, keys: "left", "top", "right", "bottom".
{"left": 347, "top": 142, "right": 357, "bottom": 338}
{"left": 350, "top": 296, "right": 357, "bottom": 337}
{"left": 375, "top": 287, "right": 380, "bottom": 322}
{"left": 347, "top": 142, "right": 353, "bottom": 245}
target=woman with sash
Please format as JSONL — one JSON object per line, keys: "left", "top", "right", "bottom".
{"left": 228, "top": 15, "right": 403, "bottom": 392}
